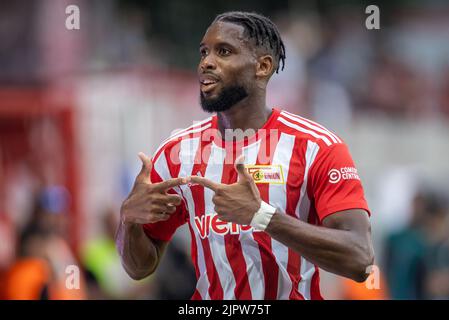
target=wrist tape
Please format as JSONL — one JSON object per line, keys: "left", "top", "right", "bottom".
{"left": 250, "top": 201, "right": 276, "bottom": 231}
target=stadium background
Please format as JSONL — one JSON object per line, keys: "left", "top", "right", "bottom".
{"left": 1, "top": 0, "right": 449, "bottom": 299}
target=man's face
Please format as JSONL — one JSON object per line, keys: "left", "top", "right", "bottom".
{"left": 198, "top": 21, "right": 257, "bottom": 113}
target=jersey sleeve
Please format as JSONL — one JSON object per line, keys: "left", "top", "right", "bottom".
{"left": 308, "top": 142, "right": 370, "bottom": 223}
{"left": 142, "top": 149, "right": 188, "bottom": 242}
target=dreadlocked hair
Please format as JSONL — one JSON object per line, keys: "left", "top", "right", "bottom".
{"left": 213, "top": 11, "right": 286, "bottom": 74}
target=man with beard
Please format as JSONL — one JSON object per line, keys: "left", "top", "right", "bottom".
{"left": 116, "top": 11, "right": 374, "bottom": 300}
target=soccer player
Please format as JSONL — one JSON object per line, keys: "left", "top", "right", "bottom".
{"left": 116, "top": 11, "right": 374, "bottom": 300}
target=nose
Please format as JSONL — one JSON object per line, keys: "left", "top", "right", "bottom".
{"left": 200, "top": 53, "right": 217, "bottom": 71}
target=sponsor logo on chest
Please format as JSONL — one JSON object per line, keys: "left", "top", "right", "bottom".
{"left": 245, "top": 165, "right": 284, "bottom": 184}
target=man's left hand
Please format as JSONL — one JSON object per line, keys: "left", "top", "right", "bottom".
{"left": 189, "top": 155, "right": 261, "bottom": 225}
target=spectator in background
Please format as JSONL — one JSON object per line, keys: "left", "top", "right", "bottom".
{"left": 422, "top": 194, "right": 449, "bottom": 299}
{"left": 440, "top": 67, "right": 449, "bottom": 120}
{"left": 384, "top": 190, "right": 447, "bottom": 299}
{"left": 361, "top": 53, "right": 429, "bottom": 119}
{"left": 3, "top": 186, "right": 87, "bottom": 300}
{"left": 82, "top": 207, "right": 153, "bottom": 299}
{"left": 151, "top": 233, "right": 197, "bottom": 299}
{"left": 0, "top": 213, "right": 15, "bottom": 299}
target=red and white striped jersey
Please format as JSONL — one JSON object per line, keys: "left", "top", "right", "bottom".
{"left": 143, "top": 108, "right": 370, "bottom": 300}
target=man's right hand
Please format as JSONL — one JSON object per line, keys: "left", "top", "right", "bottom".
{"left": 120, "top": 152, "right": 189, "bottom": 225}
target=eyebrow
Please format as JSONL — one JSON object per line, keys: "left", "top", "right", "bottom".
{"left": 199, "top": 41, "right": 237, "bottom": 50}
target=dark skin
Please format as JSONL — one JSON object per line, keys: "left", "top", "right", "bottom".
{"left": 116, "top": 21, "right": 374, "bottom": 283}
{"left": 116, "top": 152, "right": 189, "bottom": 279}
{"left": 199, "top": 21, "right": 273, "bottom": 134}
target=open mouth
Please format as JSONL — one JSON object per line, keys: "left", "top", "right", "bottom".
{"left": 200, "top": 79, "right": 219, "bottom": 93}
{"left": 199, "top": 73, "right": 220, "bottom": 93}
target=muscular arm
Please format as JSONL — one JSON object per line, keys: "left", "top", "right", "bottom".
{"left": 115, "top": 152, "right": 188, "bottom": 280}
{"left": 115, "top": 221, "right": 167, "bottom": 280}
{"left": 265, "top": 209, "right": 374, "bottom": 282}
{"left": 190, "top": 155, "right": 374, "bottom": 282}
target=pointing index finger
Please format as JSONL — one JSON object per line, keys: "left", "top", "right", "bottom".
{"left": 153, "top": 177, "right": 190, "bottom": 191}
{"left": 189, "top": 176, "right": 220, "bottom": 192}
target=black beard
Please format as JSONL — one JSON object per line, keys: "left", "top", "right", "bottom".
{"left": 200, "top": 85, "right": 248, "bottom": 113}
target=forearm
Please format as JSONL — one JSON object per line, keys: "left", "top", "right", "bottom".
{"left": 265, "top": 211, "right": 374, "bottom": 282}
{"left": 115, "top": 220, "right": 160, "bottom": 280}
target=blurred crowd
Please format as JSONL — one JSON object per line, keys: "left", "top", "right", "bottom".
{"left": 267, "top": 5, "right": 449, "bottom": 128}
{"left": 0, "top": 185, "right": 196, "bottom": 299}
{"left": 336, "top": 189, "right": 449, "bottom": 300}
{"left": 1, "top": 185, "right": 448, "bottom": 299}
{"left": 385, "top": 190, "right": 449, "bottom": 299}
{"left": 1, "top": 0, "right": 449, "bottom": 299}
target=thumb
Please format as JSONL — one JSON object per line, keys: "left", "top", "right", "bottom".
{"left": 136, "top": 152, "right": 152, "bottom": 184}
{"left": 234, "top": 154, "right": 251, "bottom": 183}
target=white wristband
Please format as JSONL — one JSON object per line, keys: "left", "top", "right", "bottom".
{"left": 250, "top": 201, "right": 276, "bottom": 231}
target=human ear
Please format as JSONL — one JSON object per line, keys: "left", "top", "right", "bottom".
{"left": 255, "top": 55, "right": 274, "bottom": 78}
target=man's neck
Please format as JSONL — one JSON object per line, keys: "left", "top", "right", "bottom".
{"left": 216, "top": 95, "right": 271, "bottom": 140}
